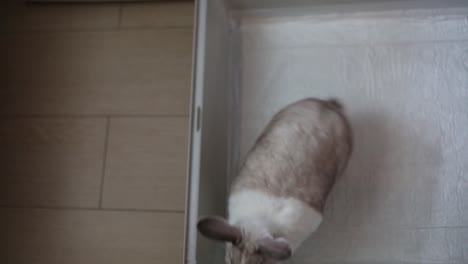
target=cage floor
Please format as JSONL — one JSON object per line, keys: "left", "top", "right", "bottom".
{"left": 231, "top": 6, "right": 468, "bottom": 264}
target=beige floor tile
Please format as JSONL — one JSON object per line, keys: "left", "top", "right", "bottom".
{"left": 0, "top": 29, "right": 192, "bottom": 115}
{"left": 103, "top": 117, "right": 188, "bottom": 211}
{"left": 0, "top": 118, "right": 106, "bottom": 207}
{"left": 2, "top": 1, "right": 119, "bottom": 32}
{"left": 0, "top": 208, "right": 184, "bottom": 264}
{"left": 121, "top": 1, "right": 194, "bottom": 29}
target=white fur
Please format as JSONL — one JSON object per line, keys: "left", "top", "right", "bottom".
{"left": 228, "top": 190, "right": 323, "bottom": 251}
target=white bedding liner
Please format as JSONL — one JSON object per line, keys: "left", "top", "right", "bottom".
{"left": 230, "top": 6, "right": 468, "bottom": 264}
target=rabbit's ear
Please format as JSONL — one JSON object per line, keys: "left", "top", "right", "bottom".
{"left": 197, "top": 216, "right": 242, "bottom": 245}
{"left": 257, "top": 238, "right": 292, "bottom": 260}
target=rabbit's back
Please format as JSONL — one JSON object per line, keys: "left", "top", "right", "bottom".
{"left": 231, "top": 98, "right": 352, "bottom": 212}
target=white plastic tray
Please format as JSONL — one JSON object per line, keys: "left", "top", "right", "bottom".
{"left": 186, "top": 1, "right": 468, "bottom": 263}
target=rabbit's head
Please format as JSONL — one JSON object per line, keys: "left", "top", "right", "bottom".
{"left": 197, "top": 216, "right": 292, "bottom": 264}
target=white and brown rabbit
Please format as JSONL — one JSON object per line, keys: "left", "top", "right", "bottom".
{"left": 197, "top": 98, "right": 353, "bottom": 264}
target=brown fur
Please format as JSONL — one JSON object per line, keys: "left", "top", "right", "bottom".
{"left": 231, "top": 98, "right": 353, "bottom": 212}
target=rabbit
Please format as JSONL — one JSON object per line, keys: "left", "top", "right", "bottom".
{"left": 197, "top": 98, "right": 353, "bottom": 264}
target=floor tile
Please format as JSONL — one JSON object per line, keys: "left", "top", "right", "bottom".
{"left": 0, "top": 29, "right": 192, "bottom": 115}
{"left": 2, "top": 1, "right": 119, "bottom": 32}
{"left": 0, "top": 118, "right": 107, "bottom": 207}
{"left": 0, "top": 208, "right": 184, "bottom": 264}
{"left": 121, "top": 1, "right": 194, "bottom": 29}
{"left": 102, "top": 117, "right": 188, "bottom": 211}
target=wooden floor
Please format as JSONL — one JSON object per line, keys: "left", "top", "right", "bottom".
{"left": 0, "top": 1, "right": 193, "bottom": 263}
